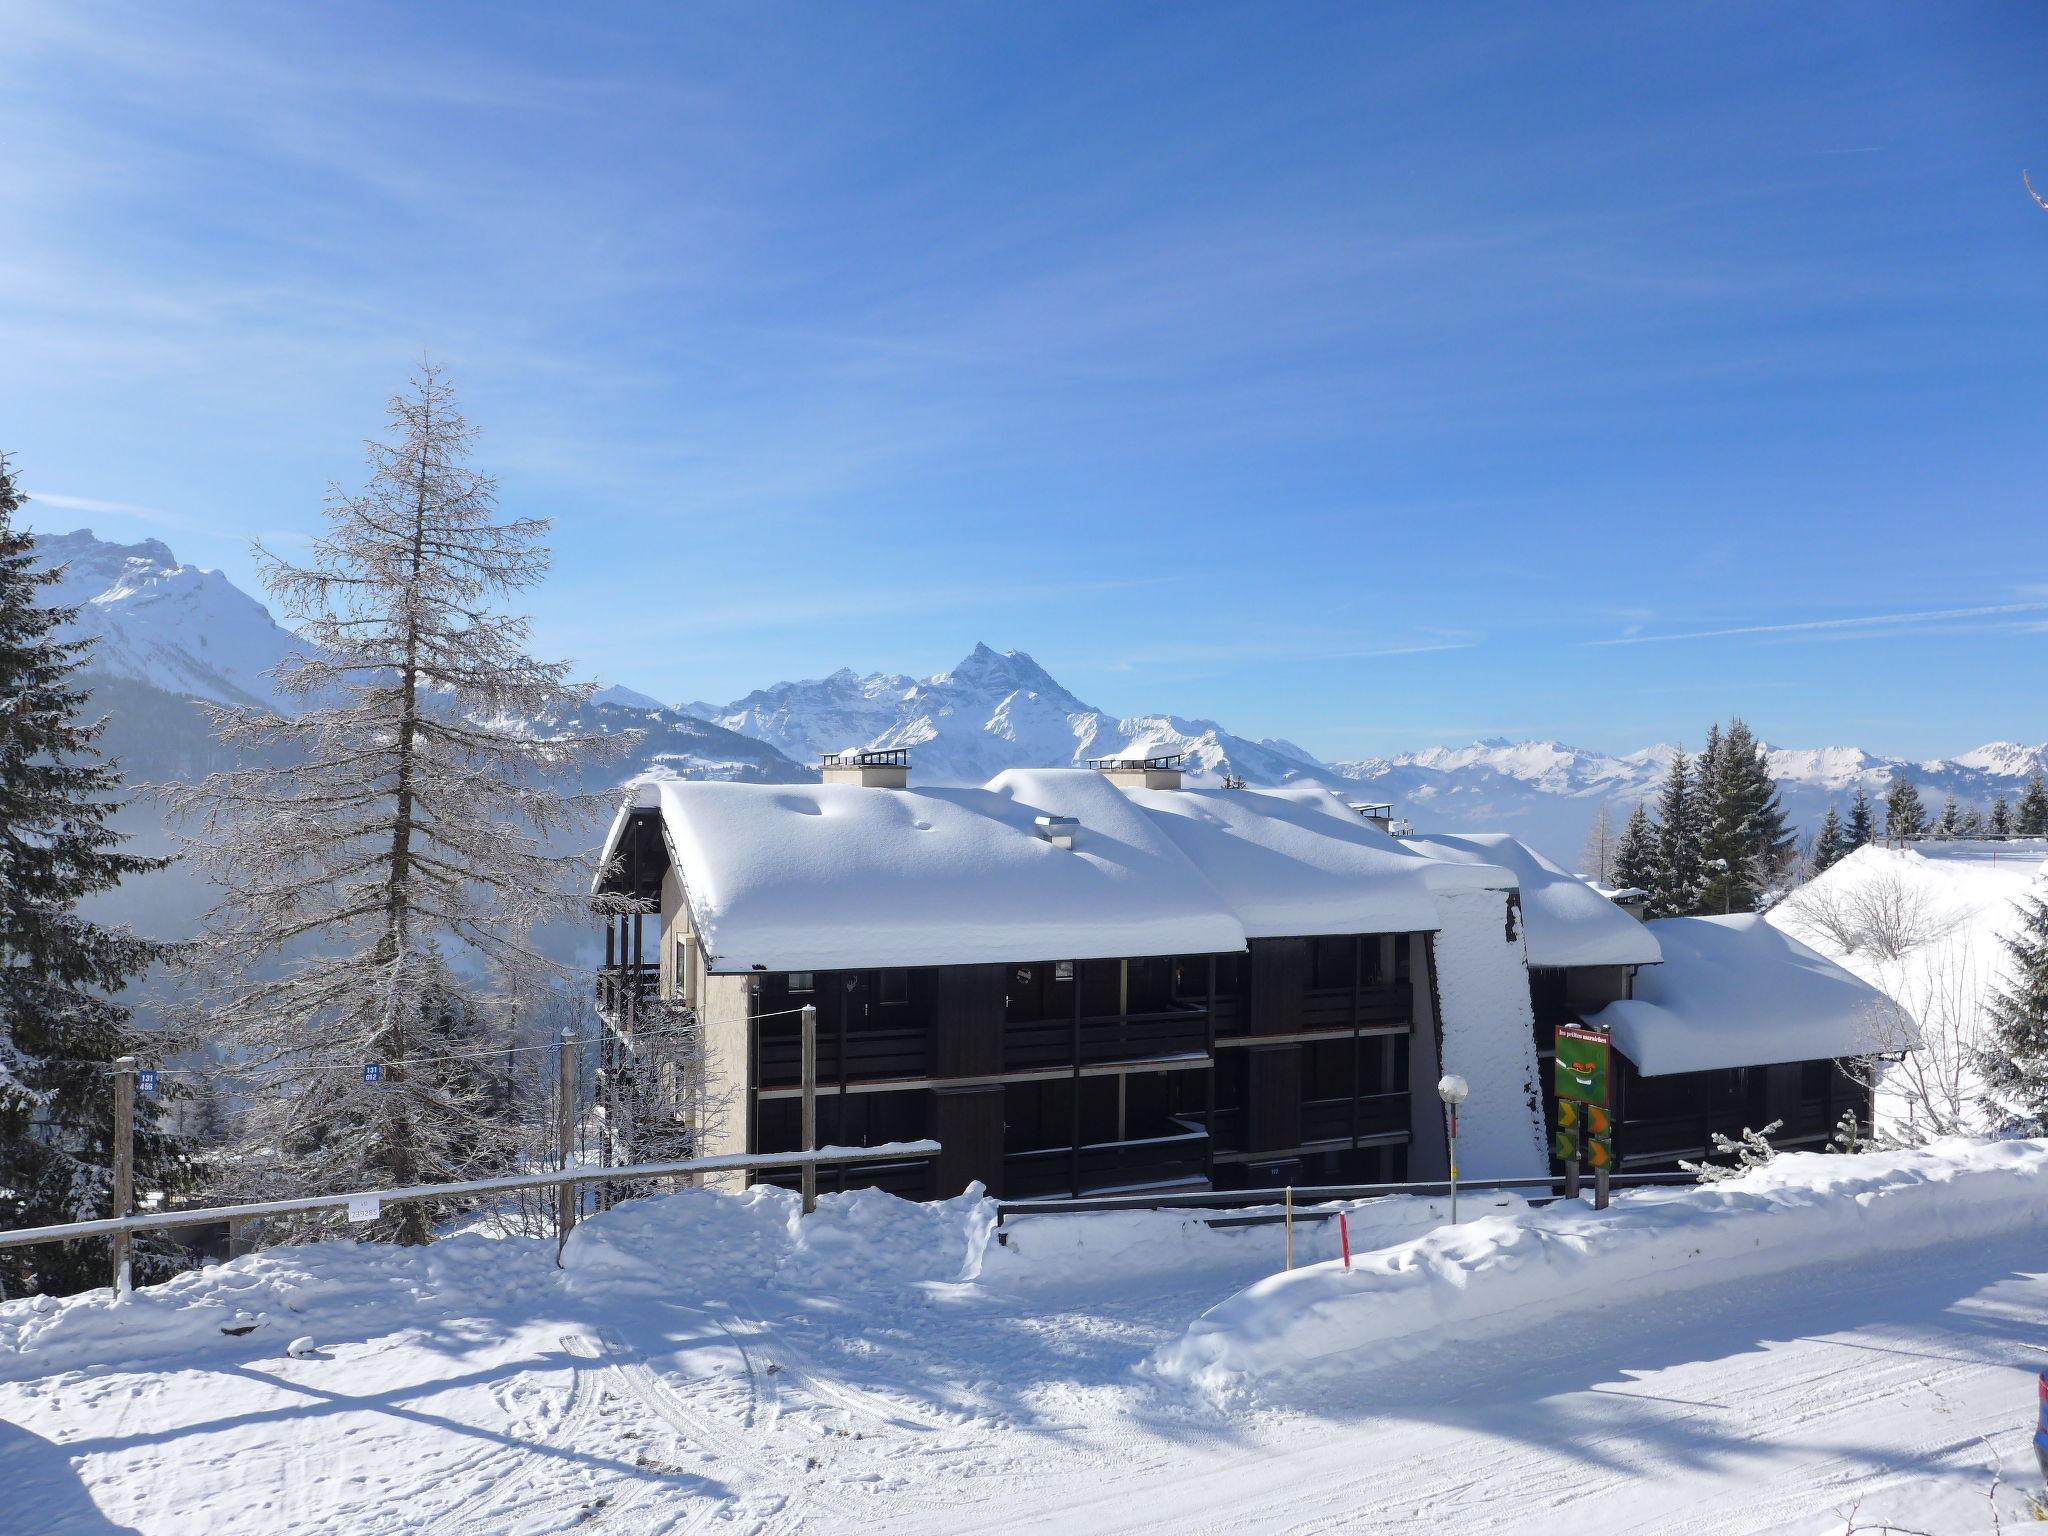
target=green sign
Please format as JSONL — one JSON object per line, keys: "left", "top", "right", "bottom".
{"left": 1554, "top": 1025, "right": 1611, "bottom": 1107}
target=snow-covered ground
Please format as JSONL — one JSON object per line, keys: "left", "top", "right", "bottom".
{"left": 1772, "top": 840, "right": 2048, "bottom": 1137}
{"left": 5, "top": 1148, "right": 2047, "bottom": 1534}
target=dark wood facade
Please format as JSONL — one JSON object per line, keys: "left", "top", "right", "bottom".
{"left": 1524, "top": 963, "right": 1874, "bottom": 1175}
{"left": 744, "top": 932, "right": 1427, "bottom": 1201}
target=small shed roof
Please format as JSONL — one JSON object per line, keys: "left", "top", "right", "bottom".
{"left": 1586, "top": 914, "right": 1907, "bottom": 1077}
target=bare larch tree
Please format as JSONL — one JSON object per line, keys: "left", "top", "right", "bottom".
{"left": 169, "top": 364, "right": 633, "bottom": 1243}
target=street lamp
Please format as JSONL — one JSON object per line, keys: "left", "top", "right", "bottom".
{"left": 1438, "top": 1073, "right": 1470, "bottom": 1225}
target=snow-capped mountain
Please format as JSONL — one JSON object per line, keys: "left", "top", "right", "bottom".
{"left": 32, "top": 529, "right": 307, "bottom": 709}
{"left": 689, "top": 642, "right": 1334, "bottom": 789}
{"left": 687, "top": 647, "right": 2048, "bottom": 864}
{"left": 30, "top": 529, "right": 2046, "bottom": 868}
{"left": 27, "top": 528, "right": 813, "bottom": 793}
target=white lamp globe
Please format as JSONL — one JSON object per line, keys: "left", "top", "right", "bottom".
{"left": 1437, "top": 1073, "right": 1471, "bottom": 1106}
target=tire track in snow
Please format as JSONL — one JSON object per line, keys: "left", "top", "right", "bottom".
{"left": 420, "top": 1333, "right": 607, "bottom": 1536}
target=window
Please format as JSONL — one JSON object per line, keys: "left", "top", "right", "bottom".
{"left": 674, "top": 938, "right": 694, "bottom": 1004}
{"left": 879, "top": 969, "right": 909, "bottom": 1006}
{"left": 788, "top": 972, "right": 814, "bottom": 993}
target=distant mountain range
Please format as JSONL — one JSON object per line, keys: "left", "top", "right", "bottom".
{"left": 30, "top": 528, "right": 2048, "bottom": 870}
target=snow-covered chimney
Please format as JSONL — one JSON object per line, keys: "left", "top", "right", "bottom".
{"left": 1607, "top": 887, "right": 1651, "bottom": 923}
{"left": 1088, "top": 753, "right": 1183, "bottom": 791}
{"left": 821, "top": 747, "right": 909, "bottom": 789}
{"left": 1034, "top": 814, "right": 1078, "bottom": 849}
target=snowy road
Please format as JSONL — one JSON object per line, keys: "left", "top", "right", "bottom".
{"left": 3, "top": 1185, "right": 2045, "bottom": 1534}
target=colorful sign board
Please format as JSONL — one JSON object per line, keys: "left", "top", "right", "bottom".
{"left": 1554, "top": 1026, "right": 1611, "bottom": 1107}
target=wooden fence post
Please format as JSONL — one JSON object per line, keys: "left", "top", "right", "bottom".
{"left": 557, "top": 1027, "right": 578, "bottom": 1246}
{"left": 111, "top": 1056, "right": 137, "bottom": 1297}
{"left": 800, "top": 1004, "right": 818, "bottom": 1215}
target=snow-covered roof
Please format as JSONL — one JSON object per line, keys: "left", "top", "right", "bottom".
{"left": 613, "top": 771, "right": 1246, "bottom": 972}
{"left": 1587, "top": 915, "right": 1903, "bottom": 1076}
{"left": 1125, "top": 783, "right": 1496, "bottom": 939}
{"left": 1401, "top": 832, "right": 1662, "bottom": 968}
{"left": 601, "top": 770, "right": 1496, "bottom": 971}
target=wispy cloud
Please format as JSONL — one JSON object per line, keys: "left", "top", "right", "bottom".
{"left": 1585, "top": 601, "right": 2048, "bottom": 647}
{"left": 24, "top": 490, "right": 194, "bottom": 529}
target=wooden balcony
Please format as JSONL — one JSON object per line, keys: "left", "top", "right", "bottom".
{"left": 1213, "top": 981, "right": 1412, "bottom": 1039}
{"left": 1207, "top": 1090, "right": 1410, "bottom": 1156}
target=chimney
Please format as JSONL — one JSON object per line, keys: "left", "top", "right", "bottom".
{"left": 1608, "top": 887, "right": 1651, "bottom": 923}
{"left": 1034, "top": 814, "right": 1078, "bottom": 849}
{"left": 1088, "top": 753, "right": 1183, "bottom": 791}
{"left": 821, "top": 747, "right": 910, "bottom": 789}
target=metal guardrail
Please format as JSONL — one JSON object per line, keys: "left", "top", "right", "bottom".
{"left": 992, "top": 1171, "right": 1696, "bottom": 1229}
{"left": 0, "top": 1140, "right": 942, "bottom": 1253}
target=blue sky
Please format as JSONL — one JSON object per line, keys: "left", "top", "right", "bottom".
{"left": 4, "top": 3, "right": 2044, "bottom": 759}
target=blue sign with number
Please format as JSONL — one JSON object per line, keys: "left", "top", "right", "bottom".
{"left": 137, "top": 1070, "right": 158, "bottom": 1094}
{"left": 363, "top": 1063, "right": 383, "bottom": 1084}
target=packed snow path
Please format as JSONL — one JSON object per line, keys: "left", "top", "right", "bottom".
{"left": 3, "top": 1163, "right": 2046, "bottom": 1533}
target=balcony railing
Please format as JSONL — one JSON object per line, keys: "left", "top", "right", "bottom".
{"left": 1207, "top": 1090, "right": 1410, "bottom": 1156}
{"left": 1003, "top": 1129, "right": 1208, "bottom": 1199}
{"left": 1002, "top": 1003, "right": 1209, "bottom": 1071}
{"left": 757, "top": 1024, "right": 930, "bottom": 1088}
{"left": 1213, "top": 981, "right": 1411, "bottom": 1038}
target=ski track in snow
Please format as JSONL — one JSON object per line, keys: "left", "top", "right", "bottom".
{"left": 6, "top": 1203, "right": 2047, "bottom": 1533}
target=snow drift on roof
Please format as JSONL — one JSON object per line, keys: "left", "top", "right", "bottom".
{"left": 620, "top": 771, "right": 1246, "bottom": 972}
{"left": 1123, "top": 782, "right": 1486, "bottom": 939}
{"left": 1402, "top": 832, "right": 1662, "bottom": 968}
{"left": 1587, "top": 915, "right": 1902, "bottom": 1076}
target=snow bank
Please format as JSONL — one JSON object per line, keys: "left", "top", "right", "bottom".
{"left": 1427, "top": 887, "right": 1549, "bottom": 1177}
{"left": 1402, "top": 831, "right": 1661, "bottom": 968}
{"left": 1589, "top": 913, "right": 1898, "bottom": 1075}
{"left": 560, "top": 1181, "right": 996, "bottom": 1297}
{"left": 1153, "top": 1139, "right": 2048, "bottom": 1398}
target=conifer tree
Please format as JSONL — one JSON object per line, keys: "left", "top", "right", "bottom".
{"left": 1698, "top": 718, "right": 1795, "bottom": 912}
{"left": 1990, "top": 795, "right": 2013, "bottom": 838}
{"left": 0, "top": 454, "right": 186, "bottom": 1296}
{"left": 1650, "top": 748, "right": 1703, "bottom": 917}
{"left": 167, "top": 366, "right": 633, "bottom": 1245}
{"left": 1846, "top": 784, "right": 1877, "bottom": 849}
{"left": 1883, "top": 773, "right": 1927, "bottom": 842}
{"left": 1612, "top": 803, "right": 1659, "bottom": 896}
{"left": 1933, "top": 792, "right": 1963, "bottom": 840}
{"left": 1811, "top": 804, "right": 1845, "bottom": 875}
{"left": 2019, "top": 771, "right": 2048, "bottom": 838}
{"left": 1976, "top": 891, "right": 2048, "bottom": 1132}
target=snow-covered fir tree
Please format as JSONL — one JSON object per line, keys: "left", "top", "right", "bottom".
{"left": 1976, "top": 890, "right": 2048, "bottom": 1133}
{"left": 1932, "top": 792, "right": 1963, "bottom": 840}
{"left": 1650, "top": 747, "right": 1703, "bottom": 917}
{"left": 167, "top": 366, "right": 634, "bottom": 1245}
{"left": 1612, "top": 803, "right": 1659, "bottom": 896}
{"left": 1698, "top": 718, "right": 1794, "bottom": 913}
{"left": 0, "top": 454, "right": 187, "bottom": 1296}
{"left": 1811, "top": 804, "right": 1845, "bottom": 876}
{"left": 1884, "top": 773, "right": 1927, "bottom": 842}
{"left": 1990, "top": 795, "right": 2013, "bottom": 838}
{"left": 2018, "top": 771, "right": 2048, "bottom": 838}
{"left": 1846, "top": 784, "right": 1877, "bottom": 850}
